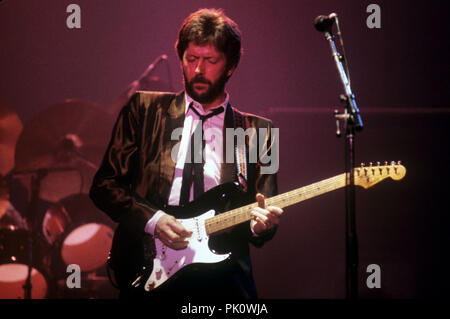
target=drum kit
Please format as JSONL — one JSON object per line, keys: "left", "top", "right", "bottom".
{"left": 0, "top": 55, "right": 171, "bottom": 299}
{"left": 0, "top": 98, "right": 118, "bottom": 299}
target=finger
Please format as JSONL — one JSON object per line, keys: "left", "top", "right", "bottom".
{"left": 169, "top": 219, "right": 192, "bottom": 237}
{"left": 255, "top": 216, "right": 271, "bottom": 230}
{"left": 256, "top": 193, "right": 265, "bottom": 208}
{"left": 251, "top": 210, "right": 270, "bottom": 224}
{"left": 168, "top": 239, "right": 190, "bottom": 250}
{"left": 252, "top": 210, "right": 279, "bottom": 229}
{"left": 252, "top": 206, "right": 269, "bottom": 216}
{"left": 266, "top": 206, "right": 284, "bottom": 217}
{"left": 252, "top": 207, "right": 279, "bottom": 225}
{"left": 267, "top": 215, "right": 279, "bottom": 226}
{"left": 164, "top": 228, "right": 184, "bottom": 242}
{"left": 251, "top": 217, "right": 269, "bottom": 231}
{"left": 159, "top": 230, "right": 189, "bottom": 247}
{"left": 253, "top": 207, "right": 281, "bottom": 224}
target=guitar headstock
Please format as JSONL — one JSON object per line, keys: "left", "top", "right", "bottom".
{"left": 354, "top": 161, "right": 406, "bottom": 189}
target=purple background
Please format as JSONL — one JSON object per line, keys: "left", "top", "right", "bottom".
{"left": 1, "top": 0, "right": 449, "bottom": 298}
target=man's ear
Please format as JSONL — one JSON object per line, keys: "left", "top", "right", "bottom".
{"left": 226, "top": 66, "right": 236, "bottom": 77}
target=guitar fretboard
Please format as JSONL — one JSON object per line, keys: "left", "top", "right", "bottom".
{"left": 204, "top": 173, "right": 347, "bottom": 235}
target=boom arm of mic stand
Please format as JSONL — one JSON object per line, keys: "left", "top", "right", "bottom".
{"left": 324, "top": 32, "right": 363, "bottom": 130}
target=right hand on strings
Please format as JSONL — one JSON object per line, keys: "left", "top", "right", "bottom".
{"left": 155, "top": 214, "right": 192, "bottom": 250}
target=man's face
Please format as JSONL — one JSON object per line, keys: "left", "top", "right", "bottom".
{"left": 182, "top": 42, "right": 234, "bottom": 105}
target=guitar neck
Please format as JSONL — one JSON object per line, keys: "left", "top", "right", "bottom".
{"left": 205, "top": 173, "right": 347, "bottom": 235}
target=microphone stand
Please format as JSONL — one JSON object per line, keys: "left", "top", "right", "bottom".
{"left": 322, "top": 24, "right": 363, "bottom": 300}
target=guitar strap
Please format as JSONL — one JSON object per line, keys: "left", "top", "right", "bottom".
{"left": 232, "top": 108, "right": 249, "bottom": 193}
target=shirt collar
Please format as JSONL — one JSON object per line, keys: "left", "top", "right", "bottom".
{"left": 184, "top": 91, "right": 229, "bottom": 115}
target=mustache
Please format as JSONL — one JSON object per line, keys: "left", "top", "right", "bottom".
{"left": 190, "top": 76, "right": 211, "bottom": 85}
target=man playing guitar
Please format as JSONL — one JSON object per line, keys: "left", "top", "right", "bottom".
{"left": 90, "top": 8, "right": 283, "bottom": 299}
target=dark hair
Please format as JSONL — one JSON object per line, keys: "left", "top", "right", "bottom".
{"left": 175, "top": 8, "right": 242, "bottom": 70}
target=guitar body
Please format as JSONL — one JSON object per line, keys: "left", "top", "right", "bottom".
{"left": 108, "top": 182, "right": 252, "bottom": 295}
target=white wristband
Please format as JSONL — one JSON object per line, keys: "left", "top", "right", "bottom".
{"left": 144, "top": 210, "right": 167, "bottom": 236}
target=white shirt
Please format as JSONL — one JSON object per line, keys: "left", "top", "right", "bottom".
{"left": 144, "top": 92, "right": 228, "bottom": 235}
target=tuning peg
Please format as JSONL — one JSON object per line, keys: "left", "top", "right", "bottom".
{"left": 397, "top": 160, "right": 402, "bottom": 165}
{"left": 384, "top": 161, "right": 388, "bottom": 166}
{"left": 393, "top": 161, "right": 401, "bottom": 174}
{"left": 359, "top": 163, "right": 368, "bottom": 175}
{"left": 370, "top": 162, "right": 375, "bottom": 174}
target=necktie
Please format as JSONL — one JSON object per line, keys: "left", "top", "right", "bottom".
{"left": 179, "top": 103, "right": 224, "bottom": 205}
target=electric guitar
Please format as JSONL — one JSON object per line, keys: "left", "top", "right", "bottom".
{"left": 110, "top": 161, "right": 406, "bottom": 293}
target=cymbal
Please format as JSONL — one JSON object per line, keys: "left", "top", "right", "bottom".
{"left": 0, "top": 98, "right": 23, "bottom": 176}
{"left": 14, "top": 100, "right": 115, "bottom": 203}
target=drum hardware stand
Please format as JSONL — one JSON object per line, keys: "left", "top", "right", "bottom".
{"left": 14, "top": 167, "right": 80, "bottom": 299}
{"left": 316, "top": 13, "right": 364, "bottom": 300}
{"left": 23, "top": 168, "right": 46, "bottom": 299}
{"left": 59, "top": 134, "right": 99, "bottom": 170}
{"left": 73, "top": 150, "right": 98, "bottom": 170}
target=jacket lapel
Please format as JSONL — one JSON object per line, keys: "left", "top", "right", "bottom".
{"left": 159, "top": 91, "right": 186, "bottom": 201}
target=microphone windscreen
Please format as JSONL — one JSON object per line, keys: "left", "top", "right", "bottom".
{"left": 314, "top": 15, "right": 334, "bottom": 32}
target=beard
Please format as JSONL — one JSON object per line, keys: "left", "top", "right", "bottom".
{"left": 183, "top": 70, "right": 229, "bottom": 104}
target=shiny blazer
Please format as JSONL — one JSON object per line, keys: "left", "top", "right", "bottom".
{"left": 89, "top": 91, "right": 278, "bottom": 298}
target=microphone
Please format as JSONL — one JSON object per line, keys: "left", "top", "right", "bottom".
{"left": 141, "top": 54, "right": 168, "bottom": 79}
{"left": 108, "top": 53, "right": 170, "bottom": 116}
{"left": 314, "top": 13, "right": 337, "bottom": 32}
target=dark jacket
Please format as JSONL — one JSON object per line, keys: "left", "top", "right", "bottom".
{"left": 90, "top": 91, "right": 278, "bottom": 298}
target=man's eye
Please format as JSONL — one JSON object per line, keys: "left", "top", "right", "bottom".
{"left": 208, "top": 59, "right": 218, "bottom": 64}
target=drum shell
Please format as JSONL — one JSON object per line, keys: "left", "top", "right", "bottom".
{"left": 0, "top": 227, "right": 53, "bottom": 298}
{"left": 41, "top": 194, "right": 115, "bottom": 277}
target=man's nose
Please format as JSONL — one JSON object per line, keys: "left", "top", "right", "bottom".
{"left": 195, "top": 59, "right": 205, "bottom": 74}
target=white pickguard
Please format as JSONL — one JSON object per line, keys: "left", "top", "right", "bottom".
{"left": 143, "top": 209, "right": 230, "bottom": 291}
